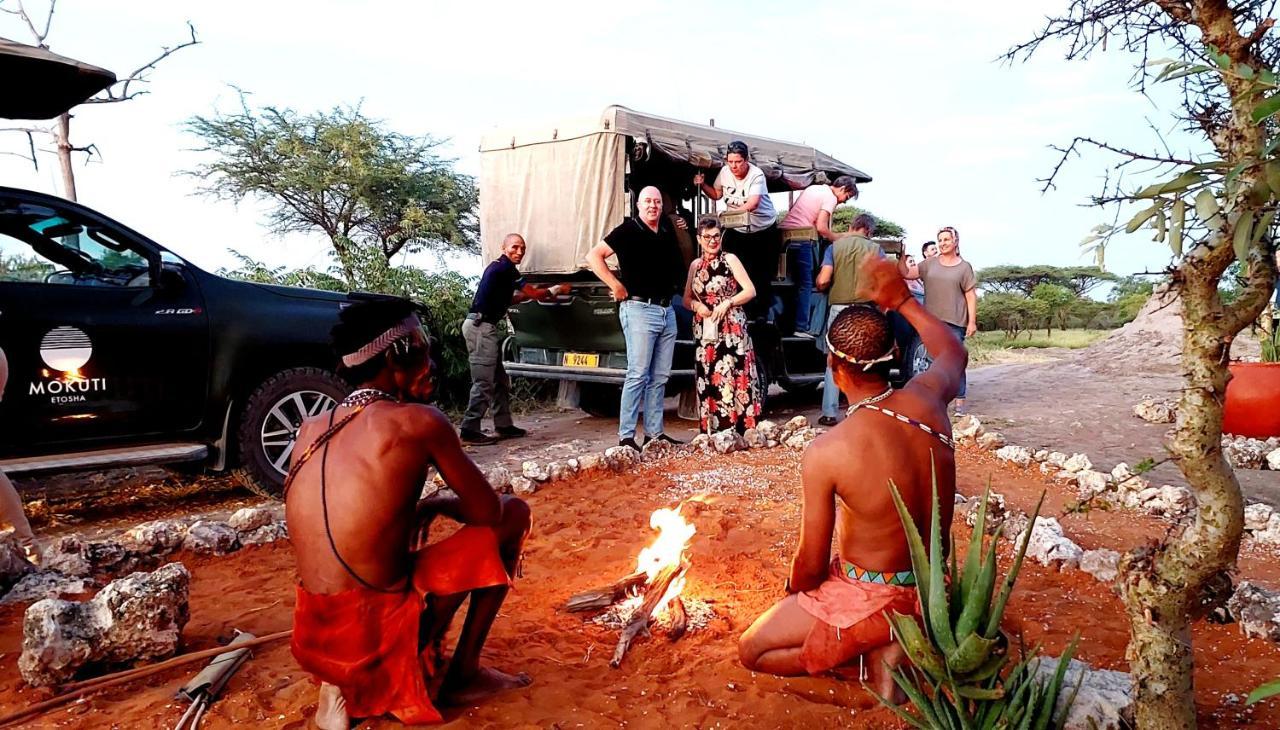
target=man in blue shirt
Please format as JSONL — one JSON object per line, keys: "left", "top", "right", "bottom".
{"left": 461, "top": 234, "right": 568, "bottom": 444}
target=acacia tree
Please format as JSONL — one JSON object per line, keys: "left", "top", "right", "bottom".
{"left": 977, "top": 263, "right": 1118, "bottom": 296}
{"left": 184, "top": 101, "right": 478, "bottom": 286}
{"left": 0, "top": 0, "right": 198, "bottom": 201}
{"left": 1008, "top": 2, "right": 1278, "bottom": 727}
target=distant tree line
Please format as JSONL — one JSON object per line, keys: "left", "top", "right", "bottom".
{"left": 975, "top": 265, "right": 1154, "bottom": 338}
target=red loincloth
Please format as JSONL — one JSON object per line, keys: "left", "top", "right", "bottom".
{"left": 291, "top": 525, "right": 511, "bottom": 724}
{"left": 795, "top": 558, "right": 922, "bottom": 675}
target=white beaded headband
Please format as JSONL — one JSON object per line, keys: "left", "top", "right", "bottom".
{"left": 341, "top": 316, "right": 423, "bottom": 368}
{"left": 825, "top": 334, "right": 897, "bottom": 372}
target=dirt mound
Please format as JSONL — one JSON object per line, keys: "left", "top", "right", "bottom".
{"left": 1078, "top": 286, "right": 1260, "bottom": 375}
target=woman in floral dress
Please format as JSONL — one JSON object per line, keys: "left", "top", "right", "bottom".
{"left": 683, "top": 217, "right": 760, "bottom": 434}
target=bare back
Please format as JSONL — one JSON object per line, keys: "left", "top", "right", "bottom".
{"left": 285, "top": 400, "right": 443, "bottom": 594}
{"left": 803, "top": 389, "right": 956, "bottom": 576}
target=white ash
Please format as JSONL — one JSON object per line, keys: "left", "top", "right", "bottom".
{"left": 659, "top": 464, "right": 799, "bottom": 502}
{"left": 589, "top": 594, "right": 716, "bottom": 633}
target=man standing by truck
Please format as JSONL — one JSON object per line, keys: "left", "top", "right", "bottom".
{"left": 814, "top": 214, "right": 882, "bottom": 426}
{"left": 779, "top": 175, "right": 860, "bottom": 337}
{"left": 461, "top": 233, "right": 570, "bottom": 445}
{"left": 586, "top": 186, "right": 686, "bottom": 451}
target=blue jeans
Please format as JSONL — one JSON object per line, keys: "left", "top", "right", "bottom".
{"left": 821, "top": 304, "right": 849, "bottom": 418}
{"left": 618, "top": 300, "right": 677, "bottom": 440}
{"left": 947, "top": 323, "right": 968, "bottom": 400}
{"left": 787, "top": 240, "right": 817, "bottom": 332}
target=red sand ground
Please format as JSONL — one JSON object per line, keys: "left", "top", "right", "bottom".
{"left": 3, "top": 447, "right": 1280, "bottom": 729}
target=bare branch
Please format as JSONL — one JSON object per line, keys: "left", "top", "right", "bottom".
{"left": 88, "top": 21, "right": 199, "bottom": 104}
{"left": 1, "top": 0, "right": 51, "bottom": 45}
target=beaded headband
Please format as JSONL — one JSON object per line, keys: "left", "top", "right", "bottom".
{"left": 825, "top": 334, "right": 897, "bottom": 372}
{"left": 341, "top": 316, "right": 423, "bottom": 368}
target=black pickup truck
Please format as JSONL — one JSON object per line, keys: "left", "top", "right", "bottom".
{"left": 0, "top": 186, "right": 363, "bottom": 496}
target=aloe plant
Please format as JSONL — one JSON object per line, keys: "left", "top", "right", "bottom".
{"left": 872, "top": 474, "right": 1080, "bottom": 729}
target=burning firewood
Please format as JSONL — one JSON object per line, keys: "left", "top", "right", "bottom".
{"left": 609, "top": 562, "right": 687, "bottom": 668}
{"left": 563, "top": 571, "right": 647, "bottom": 613}
{"left": 667, "top": 597, "right": 688, "bottom": 641}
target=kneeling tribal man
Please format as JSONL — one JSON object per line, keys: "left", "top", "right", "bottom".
{"left": 738, "top": 255, "right": 965, "bottom": 699}
{"left": 285, "top": 298, "right": 532, "bottom": 728}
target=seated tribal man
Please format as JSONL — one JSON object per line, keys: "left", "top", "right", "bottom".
{"left": 285, "top": 298, "right": 532, "bottom": 729}
{"left": 738, "top": 256, "right": 965, "bottom": 699}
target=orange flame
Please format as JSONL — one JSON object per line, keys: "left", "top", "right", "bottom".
{"left": 634, "top": 507, "right": 695, "bottom": 613}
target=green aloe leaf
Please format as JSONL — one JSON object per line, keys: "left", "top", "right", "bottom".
{"left": 948, "top": 632, "right": 1002, "bottom": 676}
{"left": 888, "top": 480, "right": 934, "bottom": 633}
{"left": 985, "top": 492, "right": 1046, "bottom": 638}
{"left": 927, "top": 467, "right": 958, "bottom": 656}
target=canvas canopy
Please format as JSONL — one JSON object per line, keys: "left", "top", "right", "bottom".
{"left": 479, "top": 105, "right": 870, "bottom": 274}
{"left": 0, "top": 37, "right": 115, "bottom": 120}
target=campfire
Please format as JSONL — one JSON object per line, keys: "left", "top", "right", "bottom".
{"left": 564, "top": 506, "right": 700, "bottom": 667}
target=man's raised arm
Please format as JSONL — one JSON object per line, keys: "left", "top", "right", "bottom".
{"left": 856, "top": 257, "right": 966, "bottom": 403}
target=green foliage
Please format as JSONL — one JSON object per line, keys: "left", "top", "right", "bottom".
{"left": 877, "top": 477, "right": 1078, "bottom": 728}
{"left": 977, "top": 264, "right": 1118, "bottom": 297}
{"left": 1247, "top": 677, "right": 1280, "bottom": 705}
{"left": 776, "top": 205, "right": 906, "bottom": 239}
{"left": 0, "top": 254, "right": 55, "bottom": 283}
{"left": 1107, "top": 275, "right": 1155, "bottom": 302}
{"left": 976, "top": 292, "right": 1049, "bottom": 339}
{"left": 185, "top": 100, "right": 478, "bottom": 281}
{"left": 1031, "top": 283, "right": 1077, "bottom": 335}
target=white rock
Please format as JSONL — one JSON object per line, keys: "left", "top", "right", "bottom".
{"left": 1244, "top": 503, "right": 1275, "bottom": 532}
{"left": 240, "top": 522, "right": 289, "bottom": 546}
{"left": 121, "top": 520, "right": 187, "bottom": 555}
{"left": 742, "top": 428, "right": 767, "bottom": 449}
{"left": 711, "top": 429, "right": 744, "bottom": 454}
{"left": 1267, "top": 448, "right": 1280, "bottom": 471}
{"left": 545, "top": 461, "right": 570, "bottom": 481}
{"left": 1145, "top": 485, "right": 1195, "bottom": 518}
{"left": 521, "top": 460, "right": 549, "bottom": 482}
{"left": 1075, "top": 470, "right": 1111, "bottom": 498}
{"left": 784, "top": 415, "right": 809, "bottom": 431}
{"left": 1062, "top": 453, "right": 1093, "bottom": 473}
{"left": 1254, "top": 513, "right": 1280, "bottom": 545}
{"left": 565, "top": 458, "right": 581, "bottom": 473}
{"left": 510, "top": 477, "right": 538, "bottom": 496}
{"left": 40, "top": 537, "right": 133, "bottom": 577}
{"left": 19, "top": 563, "right": 191, "bottom": 687}
{"left": 995, "top": 445, "right": 1033, "bottom": 467}
{"left": 1033, "top": 449, "right": 1049, "bottom": 462}
{"left": 605, "top": 445, "right": 642, "bottom": 471}
{"left": 1079, "top": 549, "right": 1121, "bottom": 583}
{"left": 952, "top": 415, "right": 984, "bottom": 441}
{"left": 576, "top": 453, "right": 605, "bottom": 472}
{"left": 228, "top": 507, "right": 274, "bottom": 533}
{"left": 689, "top": 433, "right": 713, "bottom": 453}
{"left": 484, "top": 466, "right": 512, "bottom": 492}
{"left": 1019, "top": 517, "right": 1084, "bottom": 570}
{"left": 1053, "top": 470, "right": 1079, "bottom": 484}
{"left": 755, "top": 420, "right": 780, "bottom": 443}
{"left": 1, "top": 571, "right": 94, "bottom": 605}
{"left": 1223, "top": 436, "right": 1267, "bottom": 470}
{"left": 1046, "top": 451, "right": 1068, "bottom": 468}
{"left": 1133, "top": 399, "right": 1176, "bottom": 424}
{"left": 182, "top": 521, "right": 240, "bottom": 556}
{"left": 1039, "top": 462, "right": 1058, "bottom": 475}
{"left": 1229, "top": 581, "right": 1280, "bottom": 641}
{"left": 784, "top": 428, "right": 816, "bottom": 450}
{"left": 642, "top": 438, "right": 675, "bottom": 461}
{"left": 1032, "top": 657, "right": 1134, "bottom": 729}
{"left": 976, "top": 432, "right": 1007, "bottom": 450}
{"left": 1110, "top": 463, "right": 1133, "bottom": 483}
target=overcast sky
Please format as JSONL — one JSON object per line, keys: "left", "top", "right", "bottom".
{"left": 1, "top": 0, "right": 1201, "bottom": 283}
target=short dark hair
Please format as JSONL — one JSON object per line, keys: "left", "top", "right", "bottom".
{"left": 832, "top": 175, "right": 858, "bottom": 196}
{"left": 726, "top": 140, "right": 749, "bottom": 157}
{"left": 922, "top": 241, "right": 938, "bottom": 255}
{"left": 850, "top": 213, "right": 877, "bottom": 236}
{"left": 696, "top": 216, "right": 721, "bottom": 235}
{"left": 332, "top": 297, "right": 425, "bottom": 385}
{"left": 827, "top": 305, "right": 894, "bottom": 379}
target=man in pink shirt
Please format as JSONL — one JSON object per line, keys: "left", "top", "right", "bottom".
{"left": 780, "top": 176, "right": 859, "bottom": 337}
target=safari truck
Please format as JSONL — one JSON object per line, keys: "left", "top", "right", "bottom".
{"left": 479, "top": 105, "right": 880, "bottom": 415}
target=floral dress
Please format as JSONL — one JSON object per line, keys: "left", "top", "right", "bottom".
{"left": 691, "top": 253, "right": 761, "bottom": 433}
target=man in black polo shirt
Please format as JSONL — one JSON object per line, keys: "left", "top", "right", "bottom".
{"left": 586, "top": 186, "right": 686, "bottom": 451}
{"left": 461, "top": 233, "right": 569, "bottom": 444}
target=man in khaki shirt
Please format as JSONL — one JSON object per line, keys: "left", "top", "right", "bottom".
{"left": 815, "top": 214, "right": 883, "bottom": 425}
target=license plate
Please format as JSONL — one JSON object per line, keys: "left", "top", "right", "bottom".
{"left": 563, "top": 352, "right": 599, "bottom": 368}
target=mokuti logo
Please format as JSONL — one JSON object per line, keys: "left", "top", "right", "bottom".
{"left": 39, "top": 326, "right": 93, "bottom": 371}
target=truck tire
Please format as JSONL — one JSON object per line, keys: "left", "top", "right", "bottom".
{"left": 755, "top": 357, "right": 771, "bottom": 416}
{"left": 578, "top": 382, "right": 622, "bottom": 418}
{"left": 233, "top": 367, "right": 351, "bottom": 499}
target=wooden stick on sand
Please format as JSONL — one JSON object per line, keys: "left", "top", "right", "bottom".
{"left": 609, "top": 563, "right": 686, "bottom": 668}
